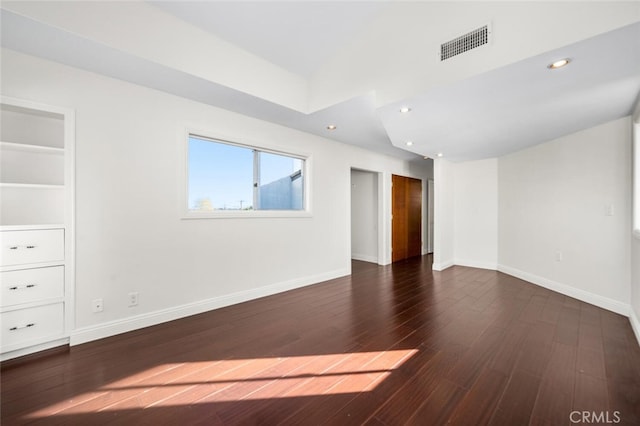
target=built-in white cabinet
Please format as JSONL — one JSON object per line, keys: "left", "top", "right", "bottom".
{"left": 0, "top": 96, "right": 75, "bottom": 360}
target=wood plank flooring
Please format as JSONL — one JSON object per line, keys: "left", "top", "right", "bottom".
{"left": 2, "top": 257, "right": 640, "bottom": 425}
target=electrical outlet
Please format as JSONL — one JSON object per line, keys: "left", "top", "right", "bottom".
{"left": 92, "top": 298, "right": 103, "bottom": 313}
{"left": 128, "top": 292, "right": 139, "bottom": 307}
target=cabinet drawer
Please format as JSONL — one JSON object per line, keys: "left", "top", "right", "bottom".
{"left": 1, "top": 266, "right": 64, "bottom": 307}
{"left": 1, "top": 303, "right": 64, "bottom": 350}
{"left": 1, "top": 229, "right": 64, "bottom": 266}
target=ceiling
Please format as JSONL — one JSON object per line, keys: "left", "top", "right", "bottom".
{"left": 150, "top": 1, "right": 389, "bottom": 79}
{"left": 1, "top": 1, "right": 639, "bottom": 162}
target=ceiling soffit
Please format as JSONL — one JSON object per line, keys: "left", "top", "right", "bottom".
{"left": 1, "top": 1, "right": 639, "bottom": 162}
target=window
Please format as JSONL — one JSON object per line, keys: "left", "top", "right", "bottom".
{"left": 186, "top": 134, "right": 306, "bottom": 216}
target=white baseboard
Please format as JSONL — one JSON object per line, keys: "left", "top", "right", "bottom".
{"left": 432, "top": 260, "right": 454, "bottom": 271}
{"left": 0, "top": 337, "right": 69, "bottom": 362}
{"left": 351, "top": 253, "right": 378, "bottom": 263}
{"left": 630, "top": 308, "right": 640, "bottom": 347}
{"left": 71, "top": 267, "right": 350, "bottom": 346}
{"left": 454, "top": 259, "right": 498, "bottom": 271}
{"left": 498, "top": 264, "right": 629, "bottom": 316}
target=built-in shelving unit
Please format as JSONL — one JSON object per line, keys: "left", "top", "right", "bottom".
{"left": 0, "top": 96, "right": 75, "bottom": 361}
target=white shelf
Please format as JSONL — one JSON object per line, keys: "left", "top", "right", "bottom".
{"left": 1, "top": 102, "right": 64, "bottom": 149}
{"left": 1, "top": 144, "right": 65, "bottom": 185}
{"left": 0, "top": 183, "right": 65, "bottom": 189}
{"left": 0, "top": 141, "right": 65, "bottom": 155}
{"left": 0, "top": 224, "right": 64, "bottom": 232}
{"left": 0, "top": 96, "right": 74, "bottom": 361}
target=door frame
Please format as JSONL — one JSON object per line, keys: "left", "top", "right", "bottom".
{"left": 391, "top": 174, "right": 423, "bottom": 262}
{"left": 427, "top": 179, "right": 434, "bottom": 254}
{"left": 349, "top": 168, "right": 385, "bottom": 265}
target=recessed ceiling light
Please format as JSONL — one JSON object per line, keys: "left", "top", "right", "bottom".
{"left": 406, "top": 141, "right": 413, "bottom": 146}
{"left": 399, "top": 106, "right": 412, "bottom": 113}
{"left": 326, "top": 124, "right": 337, "bottom": 130}
{"left": 437, "top": 152, "right": 444, "bottom": 158}
{"left": 548, "top": 58, "right": 571, "bottom": 69}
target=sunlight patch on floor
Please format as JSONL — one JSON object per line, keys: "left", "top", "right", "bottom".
{"left": 26, "top": 349, "right": 417, "bottom": 417}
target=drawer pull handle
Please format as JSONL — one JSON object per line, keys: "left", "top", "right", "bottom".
{"left": 9, "top": 323, "right": 35, "bottom": 331}
{"left": 8, "top": 284, "right": 37, "bottom": 291}
{"left": 26, "top": 245, "right": 36, "bottom": 249}
{"left": 9, "top": 246, "right": 18, "bottom": 250}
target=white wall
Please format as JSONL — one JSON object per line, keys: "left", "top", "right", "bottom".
{"left": 631, "top": 107, "right": 640, "bottom": 342}
{"left": 1, "top": 48, "right": 429, "bottom": 344}
{"left": 433, "top": 159, "right": 454, "bottom": 270}
{"left": 350, "top": 170, "right": 378, "bottom": 263}
{"left": 433, "top": 158, "right": 498, "bottom": 271}
{"left": 453, "top": 158, "right": 498, "bottom": 269}
{"left": 499, "top": 117, "right": 632, "bottom": 315}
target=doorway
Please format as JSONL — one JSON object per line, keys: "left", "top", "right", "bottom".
{"left": 350, "top": 169, "right": 379, "bottom": 263}
{"left": 392, "top": 174, "right": 422, "bottom": 262}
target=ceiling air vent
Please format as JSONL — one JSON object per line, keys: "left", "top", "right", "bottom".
{"left": 440, "top": 24, "right": 491, "bottom": 61}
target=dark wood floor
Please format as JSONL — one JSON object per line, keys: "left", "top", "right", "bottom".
{"left": 2, "top": 257, "right": 640, "bottom": 425}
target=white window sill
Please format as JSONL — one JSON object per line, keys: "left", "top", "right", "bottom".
{"left": 182, "top": 210, "right": 312, "bottom": 220}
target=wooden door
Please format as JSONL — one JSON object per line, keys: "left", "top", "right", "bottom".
{"left": 392, "top": 175, "right": 422, "bottom": 262}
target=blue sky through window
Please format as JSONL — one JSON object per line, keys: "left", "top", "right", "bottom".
{"left": 188, "top": 137, "right": 253, "bottom": 210}
{"left": 188, "top": 136, "right": 304, "bottom": 211}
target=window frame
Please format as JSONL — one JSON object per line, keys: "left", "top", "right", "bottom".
{"left": 181, "top": 129, "right": 312, "bottom": 219}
